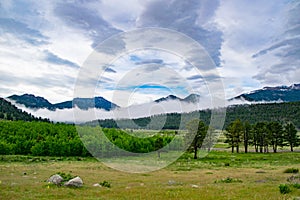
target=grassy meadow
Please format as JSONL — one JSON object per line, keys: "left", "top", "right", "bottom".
{"left": 0, "top": 151, "right": 300, "bottom": 200}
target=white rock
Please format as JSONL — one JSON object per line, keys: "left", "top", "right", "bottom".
{"left": 64, "top": 176, "right": 83, "bottom": 187}
{"left": 47, "top": 174, "right": 63, "bottom": 185}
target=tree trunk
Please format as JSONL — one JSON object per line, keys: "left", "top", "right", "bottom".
{"left": 291, "top": 144, "right": 294, "bottom": 152}
{"left": 260, "top": 146, "right": 263, "bottom": 153}
{"left": 236, "top": 145, "right": 239, "bottom": 153}
{"left": 244, "top": 143, "right": 248, "bottom": 153}
{"left": 231, "top": 145, "right": 234, "bottom": 153}
{"left": 194, "top": 146, "right": 198, "bottom": 159}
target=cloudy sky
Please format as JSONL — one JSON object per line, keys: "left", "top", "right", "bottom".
{"left": 0, "top": 0, "right": 299, "bottom": 106}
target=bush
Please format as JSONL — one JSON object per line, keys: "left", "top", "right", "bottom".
{"left": 214, "top": 177, "right": 242, "bottom": 183}
{"left": 56, "top": 172, "right": 75, "bottom": 182}
{"left": 292, "top": 183, "right": 300, "bottom": 189}
{"left": 99, "top": 180, "right": 111, "bottom": 188}
{"left": 284, "top": 168, "right": 299, "bottom": 173}
{"left": 279, "top": 184, "right": 291, "bottom": 194}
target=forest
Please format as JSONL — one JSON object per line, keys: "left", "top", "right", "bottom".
{"left": 92, "top": 101, "right": 300, "bottom": 130}
{"left": 0, "top": 97, "right": 49, "bottom": 122}
{"left": 0, "top": 118, "right": 298, "bottom": 157}
{"left": 0, "top": 120, "right": 176, "bottom": 157}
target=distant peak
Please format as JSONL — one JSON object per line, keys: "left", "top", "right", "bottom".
{"left": 183, "top": 93, "right": 201, "bottom": 103}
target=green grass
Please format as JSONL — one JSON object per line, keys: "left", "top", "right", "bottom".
{"left": 0, "top": 151, "right": 300, "bottom": 199}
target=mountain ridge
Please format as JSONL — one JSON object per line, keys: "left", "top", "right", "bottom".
{"left": 8, "top": 93, "right": 201, "bottom": 111}
{"left": 231, "top": 83, "right": 300, "bottom": 102}
{"left": 8, "top": 94, "right": 119, "bottom": 111}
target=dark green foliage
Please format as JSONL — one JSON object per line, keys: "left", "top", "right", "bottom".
{"left": 56, "top": 172, "right": 76, "bottom": 182}
{"left": 225, "top": 119, "right": 244, "bottom": 153}
{"left": 99, "top": 180, "right": 111, "bottom": 188}
{"left": 0, "top": 121, "right": 87, "bottom": 156}
{"left": 224, "top": 119, "right": 299, "bottom": 153}
{"left": 0, "top": 120, "right": 176, "bottom": 157}
{"left": 102, "top": 128, "right": 174, "bottom": 154}
{"left": 214, "top": 177, "right": 242, "bottom": 183}
{"left": 279, "top": 184, "right": 291, "bottom": 194}
{"left": 0, "top": 98, "right": 49, "bottom": 122}
{"left": 185, "top": 119, "right": 208, "bottom": 159}
{"left": 93, "top": 102, "right": 300, "bottom": 130}
{"left": 292, "top": 183, "right": 300, "bottom": 189}
{"left": 284, "top": 168, "right": 299, "bottom": 174}
{"left": 284, "top": 122, "right": 300, "bottom": 152}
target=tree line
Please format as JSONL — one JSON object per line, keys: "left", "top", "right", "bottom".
{"left": 93, "top": 101, "right": 300, "bottom": 130}
{"left": 0, "top": 120, "right": 178, "bottom": 157}
{"left": 224, "top": 119, "right": 300, "bottom": 153}
{"left": 184, "top": 119, "right": 299, "bottom": 159}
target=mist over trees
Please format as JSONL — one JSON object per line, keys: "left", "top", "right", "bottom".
{"left": 94, "top": 101, "right": 300, "bottom": 130}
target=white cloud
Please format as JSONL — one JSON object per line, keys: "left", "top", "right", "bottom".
{"left": 0, "top": 0, "right": 299, "bottom": 113}
{"left": 213, "top": 0, "right": 290, "bottom": 98}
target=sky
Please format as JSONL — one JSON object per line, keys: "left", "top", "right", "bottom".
{"left": 0, "top": 0, "right": 299, "bottom": 106}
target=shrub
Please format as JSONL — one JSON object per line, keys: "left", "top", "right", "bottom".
{"left": 99, "top": 180, "right": 111, "bottom": 188}
{"left": 224, "top": 163, "right": 230, "bottom": 167}
{"left": 215, "top": 177, "right": 242, "bottom": 183}
{"left": 284, "top": 168, "right": 299, "bottom": 173}
{"left": 292, "top": 183, "right": 300, "bottom": 189}
{"left": 56, "top": 172, "right": 75, "bottom": 182}
{"left": 279, "top": 184, "right": 291, "bottom": 194}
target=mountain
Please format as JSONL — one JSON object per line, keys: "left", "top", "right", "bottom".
{"left": 55, "top": 97, "right": 119, "bottom": 111}
{"left": 154, "top": 94, "right": 200, "bottom": 103}
{"left": 8, "top": 94, "right": 119, "bottom": 111}
{"left": 154, "top": 95, "right": 181, "bottom": 103}
{"left": 8, "top": 94, "right": 53, "bottom": 109}
{"left": 231, "top": 83, "right": 300, "bottom": 102}
{"left": 0, "top": 97, "right": 48, "bottom": 121}
{"left": 183, "top": 94, "right": 201, "bottom": 103}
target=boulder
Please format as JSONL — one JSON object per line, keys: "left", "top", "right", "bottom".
{"left": 47, "top": 174, "right": 63, "bottom": 185}
{"left": 64, "top": 176, "right": 83, "bottom": 187}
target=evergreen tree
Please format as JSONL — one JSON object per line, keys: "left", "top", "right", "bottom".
{"left": 185, "top": 119, "right": 208, "bottom": 159}
{"left": 225, "top": 119, "right": 244, "bottom": 153}
{"left": 266, "top": 121, "right": 284, "bottom": 153}
{"left": 284, "top": 122, "right": 299, "bottom": 152}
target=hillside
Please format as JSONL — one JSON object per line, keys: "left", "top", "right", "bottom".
{"left": 0, "top": 97, "right": 49, "bottom": 122}
{"left": 8, "top": 94, "right": 119, "bottom": 111}
{"left": 232, "top": 83, "right": 300, "bottom": 102}
{"left": 92, "top": 101, "right": 300, "bottom": 129}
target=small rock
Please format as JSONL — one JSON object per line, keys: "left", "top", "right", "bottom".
{"left": 47, "top": 174, "right": 63, "bottom": 185}
{"left": 93, "top": 183, "right": 101, "bottom": 187}
{"left": 64, "top": 176, "right": 83, "bottom": 187}
{"left": 191, "top": 184, "right": 199, "bottom": 188}
{"left": 168, "top": 180, "right": 176, "bottom": 185}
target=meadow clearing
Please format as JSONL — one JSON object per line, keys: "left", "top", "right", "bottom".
{"left": 0, "top": 151, "right": 300, "bottom": 200}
